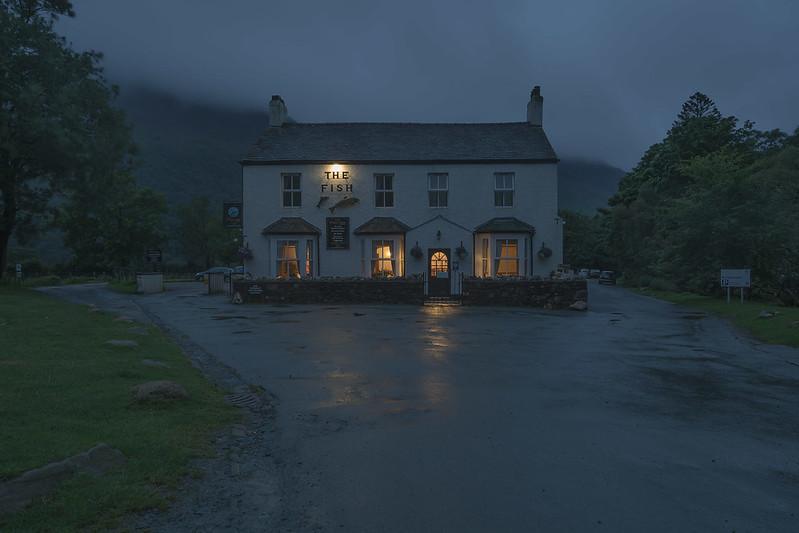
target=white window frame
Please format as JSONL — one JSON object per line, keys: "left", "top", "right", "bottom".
{"left": 276, "top": 240, "right": 300, "bottom": 278}
{"left": 494, "top": 172, "right": 514, "bottom": 208}
{"left": 428, "top": 173, "right": 449, "bottom": 208}
{"left": 281, "top": 173, "right": 302, "bottom": 208}
{"left": 481, "top": 238, "right": 490, "bottom": 277}
{"left": 304, "top": 239, "right": 314, "bottom": 277}
{"left": 374, "top": 173, "right": 394, "bottom": 208}
{"left": 370, "top": 239, "right": 397, "bottom": 278}
{"left": 494, "top": 238, "right": 520, "bottom": 277}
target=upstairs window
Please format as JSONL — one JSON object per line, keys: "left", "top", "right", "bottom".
{"left": 282, "top": 173, "right": 301, "bottom": 207}
{"left": 495, "top": 239, "right": 519, "bottom": 276}
{"left": 375, "top": 174, "right": 394, "bottom": 207}
{"left": 428, "top": 173, "right": 448, "bottom": 208}
{"left": 494, "top": 172, "right": 514, "bottom": 207}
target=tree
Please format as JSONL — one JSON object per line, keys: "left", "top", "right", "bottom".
{"left": 176, "top": 196, "right": 238, "bottom": 270}
{"left": 560, "top": 209, "right": 611, "bottom": 269}
{"left": 58, "top": 171, "right": 166, "bottom": 271}
{"left": 0, "top": 0, "right": 130, "bottom": 277}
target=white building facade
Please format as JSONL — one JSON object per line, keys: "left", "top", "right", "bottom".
{"left": 240, "top": 87, "right": 562, "bottom": 296}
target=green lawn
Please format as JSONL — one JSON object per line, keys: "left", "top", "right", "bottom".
{"left": 0, "top": 287, "right": 237, "bottom": 531}
{"left": 636, "top": 288, "right": 799, "bottom": 348}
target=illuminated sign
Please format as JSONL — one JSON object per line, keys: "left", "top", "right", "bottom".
{"left": 321, "top": 170, "right": 353, "bottom": 193}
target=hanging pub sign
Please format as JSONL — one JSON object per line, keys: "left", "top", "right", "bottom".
{"left": 223, "top": 202, "right": 243, "bottom": 228}
{"left": 326, "top": 217, "right": 350, "bottom": 250}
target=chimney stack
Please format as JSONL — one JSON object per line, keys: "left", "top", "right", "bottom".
{"left": 526, "top": 86, "right": 543, "bottom": 126}
{"left": 269, "top": 95, "right": 287, "bottom": 127}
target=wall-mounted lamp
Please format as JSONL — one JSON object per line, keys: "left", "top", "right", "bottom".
{"left": 436, "top": 230, "right": 442, "bottom": 241}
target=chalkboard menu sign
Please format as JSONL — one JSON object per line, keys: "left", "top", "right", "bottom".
{"left": 326, "top": 217, "right": 350, "bottom": 249}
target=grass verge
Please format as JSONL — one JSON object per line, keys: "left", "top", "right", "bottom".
{"left": 0, "top": 287, "right": 237, "bottom": 531}
{"left": 636, "top": 288, "right": 799, "bottom": 348}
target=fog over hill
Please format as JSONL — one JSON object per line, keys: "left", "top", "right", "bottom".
{"left": 119, "top": 87, "right": 624, "bottom": 216}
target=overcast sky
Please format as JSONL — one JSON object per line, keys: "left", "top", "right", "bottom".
{"left": 58, "top": 0, "right": 799, "bottom": 169}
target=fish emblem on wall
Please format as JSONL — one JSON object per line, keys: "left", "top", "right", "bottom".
{"left": 329, "top": 196, "right": 360, "bottom": 213}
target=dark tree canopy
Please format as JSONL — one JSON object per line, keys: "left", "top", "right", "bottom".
{"left": 577, "top": 92, "right": 797, "bottom": 303}
{"left": 0, "top": 0, "right": 162, "bottom": 275}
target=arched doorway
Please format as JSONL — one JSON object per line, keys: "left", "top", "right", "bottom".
{"left": 428, "top": 249, "right": 450, "bottom": 296}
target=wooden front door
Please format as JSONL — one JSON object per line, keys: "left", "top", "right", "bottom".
{"left": 428, "top": 248, "right": 451, "bottom": 297}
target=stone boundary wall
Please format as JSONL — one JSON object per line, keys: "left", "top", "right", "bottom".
{"left": 461, "top": 279, "right": 587, "bottom": 309}
{"left": 232, "top": 278, "right": 425, "bottom": 305}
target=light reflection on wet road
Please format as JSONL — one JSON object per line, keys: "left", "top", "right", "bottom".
{"left": 43, "top": 282, "right": 799, "bottom": 532}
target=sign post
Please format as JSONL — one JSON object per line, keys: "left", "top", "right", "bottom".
{"left": 145, "top": 249, "right": 162, "bottom": 273}
{"left": 720, "top": 269, "right": 750, "bottom": 304}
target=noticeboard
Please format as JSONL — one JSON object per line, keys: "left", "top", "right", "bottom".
{"left": 145, "top": 249, "right": 162, "bottom": 263}
{"left": 720, "top": 269, "right": 750, "bottom": 288}
{"left": 326, "top": 217, "right": 350, "bottom": 250}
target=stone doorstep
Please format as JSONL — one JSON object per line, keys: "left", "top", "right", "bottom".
{"left": 0, "top": 443, "right": 126, "bottom": 515}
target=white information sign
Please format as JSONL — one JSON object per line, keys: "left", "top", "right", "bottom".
{"left": 720, "top": 269, "right": 750, "bottom": 288}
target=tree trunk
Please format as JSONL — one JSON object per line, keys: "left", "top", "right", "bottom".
{"left": 0, "top": 229, "right": 11, "bottom": 279}
{"left": 0, "top": 185, "right": 16, "bottom": 279}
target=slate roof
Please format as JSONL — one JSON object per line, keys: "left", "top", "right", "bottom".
{"left": 243, "top": 122, "right": 557, "bottom": 164}
{"left": 353, "top": 217, "right": 411, "bottom": 235}
{"left": 474, "top": 217, "right": 536, "bottom": 233}
{"left": 262, "top": 217, "right": 321, "bottom": 235}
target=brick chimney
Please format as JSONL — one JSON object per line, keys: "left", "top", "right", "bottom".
{"left": 269, "top": 95, "right": 287, "bottom": 127}
{"left": 526, "top": 86, "right": 543, "bottom": 126}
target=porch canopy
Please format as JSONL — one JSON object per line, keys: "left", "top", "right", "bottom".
{"left": 354, "top": 217, "right": 411, "bottom": 235}
{"left": 474, "top": 217, "right": 536, "bottom": 234}
{"left": 262, "top": 217, "right": 321, "bottom": 235}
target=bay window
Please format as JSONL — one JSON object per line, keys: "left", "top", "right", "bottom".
{"left": 371, "top": 240, "right": 396, "bottom": 277}
{"left": 495, "top": 239, "right": 519, "bottom": 276}
{"left": 276, "top": 240, "right": 300, "bottom": 278}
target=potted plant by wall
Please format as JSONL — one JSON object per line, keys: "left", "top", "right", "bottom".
{"left": 410, "top": 242, "right": 423, "bottom": 259}
{"left": 238, "top": 244, "right": 253, "bottom": 261}
{"left": 537, "top": 242, "right": 552, "bottom": 260}
{"left": 455, "top": 241, "right": 468, "bottom": 259}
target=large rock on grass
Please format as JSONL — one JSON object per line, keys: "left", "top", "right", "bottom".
{"left": 132, "top": 380, "right": 188, "bottom": 402}
{"left": 0, "top": 443, "right": 126, "bottom": 514}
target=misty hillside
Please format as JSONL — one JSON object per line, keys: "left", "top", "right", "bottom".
{"left": 119, "top": 88, "right": 624, "bottom": 215}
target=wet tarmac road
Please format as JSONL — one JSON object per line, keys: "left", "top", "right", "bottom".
{"left": 42, "top": 282, "right": 799, "bottom": 532}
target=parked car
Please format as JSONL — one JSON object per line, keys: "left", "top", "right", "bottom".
{"left": 577, "top": 268, "right": 590, "bottom": 279}
{"left": 599, "top": 270, "right": 616, "bottom": 285}
{"left": 194, "top": 267, "right": 233, "bottom": 282}
{"left": 589, "top": 269, "right": 601, "bottom": 279}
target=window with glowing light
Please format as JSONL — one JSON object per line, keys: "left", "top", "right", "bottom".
{"left": 428, "top": 173, "right": 448, "bottom": 208}
{"left": 430, "top": 251, "right": 448, "bottom": 277}
{"left": 495, "top": 239, "right": 519, "bottom": 276}
{"left": 374, "top": 174, "right": 394, "bottom": 207}
{"left": 276, "top": 240, "right": 300, "bottom": 278}
{"left": 481, "top": 238, "right": 489, "bottom": 277}
{"left": 282, "top": 173, "right": 301, "bottom": 207}
{"left": 371, "top": 240, "right": 395, "bottom": 277}
{"left": 304, "top": 239, "right": 314, "bottom": 277}
{"left": 494, "top": 172, "right": 514, "bottom": 207}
